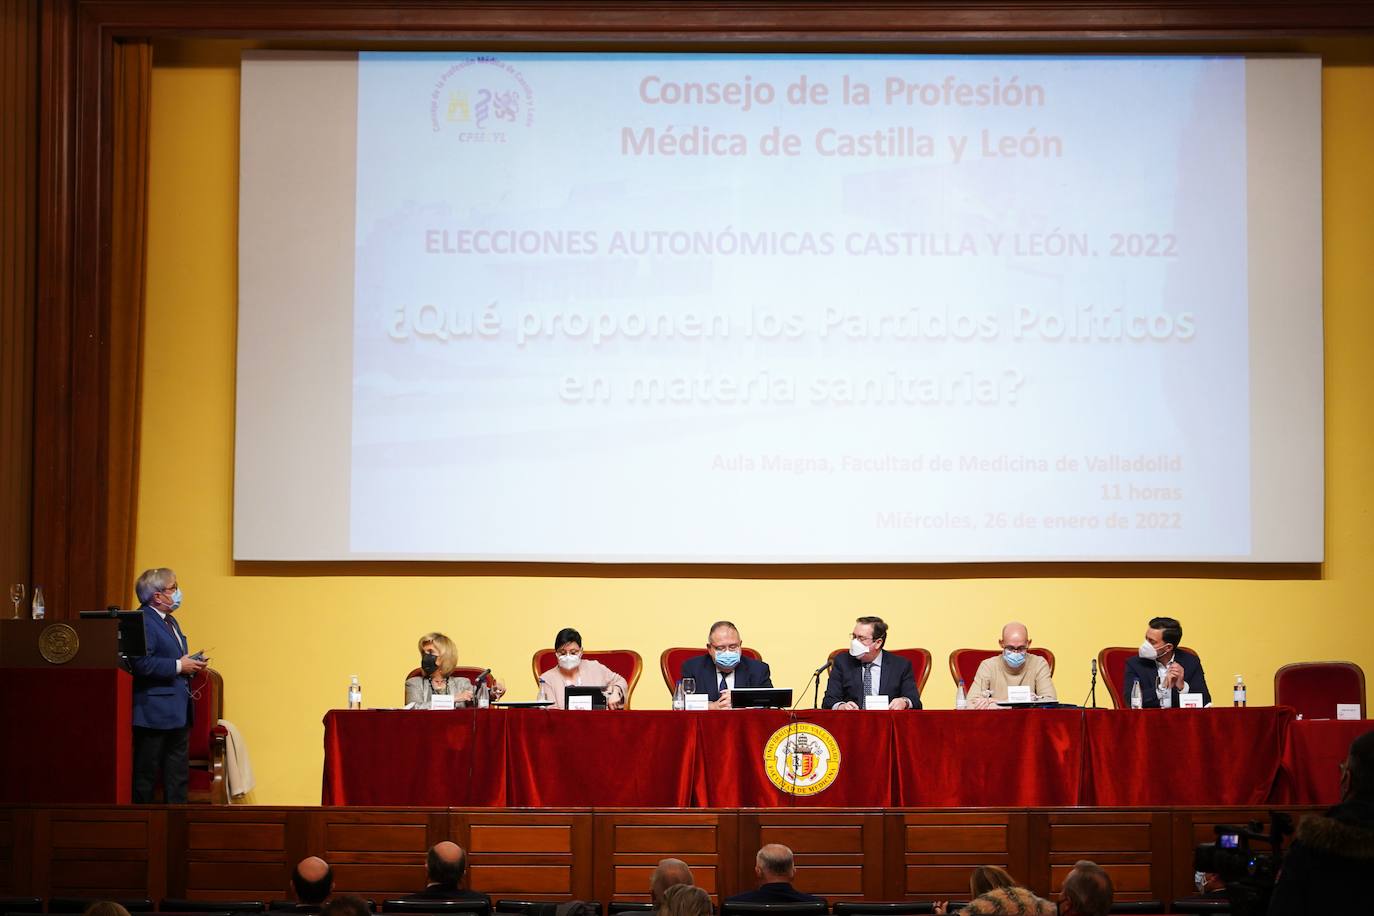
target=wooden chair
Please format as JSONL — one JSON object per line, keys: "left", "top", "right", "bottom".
{"left": 531, "top": 649, "right": 644, "bottom": 708}
{"left": 659, "top": 646, "right": 763, "bottom": 695}
{"left": 947, "top": 647, "right": 1056, "bottom": 687}
{"left": 826, "top": 647, "right": 933, "bottom": 694}
{"left": 1275, "top": 661, "right": 1367, "bottom": 718}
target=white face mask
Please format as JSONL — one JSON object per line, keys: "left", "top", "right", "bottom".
{"left": 557, "top": 653, "right": 582, "bottom": 671}
{"left": 1138, "top": 641, "right": 1158, "bottom": 660}
{"left": 849, "top": 638, "right": 870, "bottom": 658}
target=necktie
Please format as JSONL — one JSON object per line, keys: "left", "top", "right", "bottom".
{"left": 862, "top": 663, "right": 873, "bottom": 696}
{"left": 719, "top": 673, "right": 728, "bottom": 694}
{"left": 163, "top": 614, "right": 179, "bottom": 646}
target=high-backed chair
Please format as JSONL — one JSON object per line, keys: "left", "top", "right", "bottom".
{"left": 1098, "top": 646, "right": 1198, "bottom": 709}
{"left": 1275, "top": 661, "right": 1367, "bottom": 719}
{"left": 659, "top": 646, "right": 764, "bottom": 695}
{"left": 827, "top": 647, "right": 933, "bottom": 694}
{"left": 948, "top": 647, "right": 1056, "bottom": 687}
{"left": 531, "top": 649, "right": 644, "bottom": 708}
{"left": 187, "top": 667, "right": 229, "bottom": 804}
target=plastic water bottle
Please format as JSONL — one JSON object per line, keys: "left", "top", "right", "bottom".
{"left": 672, "top": 680, "right": 686, "bottom": 710}
{"left": 31, "top": 586, "right": 45, "bottom": 620}
{"left": 955, "top": 679, "right": 968, "bottom": 710}
{"left": 1233, "top": 674, "right": 1247, "bottom": 707}
{"left": 1130, "top": 681, "right": 1143, "bottom": 709}
{"left": 476, "top": 680, "right": 490, "bottom": 709}
{"left": 348, "top": 675, "right": 362, "bottom": 710}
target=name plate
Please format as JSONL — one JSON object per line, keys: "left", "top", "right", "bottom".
{"left": 1338, "top": 703, "right": 1361, "bottom": 720}
{"left": 864, "top": 694, "right": 889, "bottom": 710}
{"left": 1179, "top": 692, "right": 1204, "bottom": 709}
{"left": 568, "top": 694, "right": 594, "bottom": 710}
{"left": 1006, "top": 686, "right": 1033, "bottom": 704}
{"left": 430, "top": 694, "right": 455, "bottom": 710}
{"left": 686, "top": 693, "right": 710, "bottom": 711}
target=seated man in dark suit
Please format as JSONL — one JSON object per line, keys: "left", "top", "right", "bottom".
{"left": 1122, "top": 616, "right": 1211, "bottom": 708}
{"left": 725, "top": 844, "right": 824, "bottom": 905}
{"left": 679, "top": 621, "right": 772, "bottom": 709}
{"left": 402, "top": 842, "right": 491, "bottom": 905}
{"left": 823, "top": 616, "right": 921, "bottom": 710}
{"left": 292, "top": 856, "right": 333, "bottom": 905}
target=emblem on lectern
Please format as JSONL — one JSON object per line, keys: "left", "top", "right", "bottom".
{"left": 764, "top": 722, "right": 841, "bottom": 796}
{"left": 39, "top": 623, "right": 80, "bottom": 664}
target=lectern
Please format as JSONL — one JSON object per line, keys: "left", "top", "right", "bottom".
{"left": 0, "top": 619, "right": 133, "bottom": 803}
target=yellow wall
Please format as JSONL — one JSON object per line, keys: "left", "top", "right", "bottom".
{"left": 139, "top": 44, "right": 1374, "bottom": 806}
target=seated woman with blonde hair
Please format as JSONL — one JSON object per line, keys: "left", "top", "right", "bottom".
{"left": 934, "top": 864, "right": 1056, "bottom": 915}
{"left": 405, "top": 632, "right": 504, "bottom": 708}
{"left": 661, "top": 883, "right": 712, "bottom": 916}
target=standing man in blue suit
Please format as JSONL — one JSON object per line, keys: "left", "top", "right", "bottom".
{"left": 679, "top": 620, "right": 772, "bottom": 709}
{"left": 823, "top": 615, "right": 921, "bottom": 710}
{"left": 130, "top": 567, "right": 206, "bottom": 803}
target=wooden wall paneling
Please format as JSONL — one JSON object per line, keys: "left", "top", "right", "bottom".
{"left": 458, "top": 809, "right": 593, "bottom": 902}
{"left": 741, "top": 810, "right": 881, "bottom": 902}
{"left": 45, "top": 806, "right": 156, "bottom": 899}
{"left": 316, "top": 808, "right": 446, "bottom": 900}
{"left": 179, "top": 807, "right": 291, "bottom": 902}
{"left": 899, "top": 810, "right": 1025, "bottom": 901}
{"left": 0, "top": 807, "right": 15, "bottom": 893}
{"left": 1045, "top": 809, "right": 1168, "bottom": 904}
{"left": 1168, "top": 806, "right": 1321, "bottom": 906}
{"left": 595, "top": 810, "right": 736, "bottom": 904}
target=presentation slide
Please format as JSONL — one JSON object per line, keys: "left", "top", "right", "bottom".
{"left": 235, "top": 52, "right": 1323, "bottom": 562}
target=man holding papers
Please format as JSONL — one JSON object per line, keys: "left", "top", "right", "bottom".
{"left": 823, "top": 616, "right": 921, "bottom": 710}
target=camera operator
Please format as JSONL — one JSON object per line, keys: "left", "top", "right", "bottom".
{"left": 1268, "top": 730, "right": 1374, "bottom": 914}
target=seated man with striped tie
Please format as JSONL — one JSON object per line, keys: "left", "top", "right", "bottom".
{"left": 823, "top": 615, "right": 921, "bottom": 710}
{"left": 678, "top": 620, "right": 773, "bottom": 709}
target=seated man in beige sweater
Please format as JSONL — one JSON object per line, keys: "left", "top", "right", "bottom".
{"left": 965, "top": 622, "right": 1057, "bottom": 709}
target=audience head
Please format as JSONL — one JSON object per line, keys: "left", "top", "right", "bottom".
{"left": 650, "top": 857, "right": 695, "bottom": 905}
{"left": 83, "top": 904, "right": 131, "bottom": 916}
{"left": 755, "top": 843, "right": 797, "bottom": 883}
{"left": 850, "top": 616, "right": 888, "bottom": 664}
{"left": 292, "top": 855, "right": 334, "bottom": 904}
{"left": 320, "top": 895, "right": 371, "bottom": 916}
{"left": 1342, "top": 729, "right": 1374, "bottom": 802}
{"left": 660, "top": 884, "right": 711, "bottom": 916}
{"left": 554, "top": 628, "right": 583, "bottom": 672}
{"left": 418, "top": 633, "right": 459, "bottom": 677}
{"left": 707, "top": 621, "right": 744, "bottom": 672}
{"left": 1059, "top": 860, "right": 1113, "bottom": 916}
{"left": 1143, "top": 617, "right": 1182, "bottom": 663}
{"left": 426, "top": 841, "right": 469, "bottom": 888}
{"left": 969, "top": 864, "right": 1017, "bottom": 898}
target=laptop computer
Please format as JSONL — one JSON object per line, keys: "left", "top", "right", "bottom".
{"left": 730, "top": 687, "right": 793, "bottom": 709}
{"left": 564, "top": 685, "right": 609, "bottom": 709}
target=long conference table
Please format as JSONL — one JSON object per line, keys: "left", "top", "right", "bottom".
{"left": 322, "top": 705, "right": 1367, "bottom": 808}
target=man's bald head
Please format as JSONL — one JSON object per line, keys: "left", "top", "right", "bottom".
{"left": 650, "top": 858, "right": 694, "bottom": 904}
{"left": 426, "top": 841, "right": 468, "bottom": 888}
{"left": 755, "top": 844, "right": 796, "bottom": 883}
{"left": 1000, "top": 622, "right": 1030, "bottom": 648}
{"left": 292, "top": 856, "right": 333, "bottom": 904}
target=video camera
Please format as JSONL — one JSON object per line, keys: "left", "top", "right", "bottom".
{"left": 1193, "top": 812, "right": 1294, "bottom": 916}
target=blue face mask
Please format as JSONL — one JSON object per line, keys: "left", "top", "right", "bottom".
{"left": 713, "top": 649, "right": 742, "bottom": 670}
{"left": 167, "top": 588, "right": 183, "bottom": 612}
{"left": 1003, "top": 649, "right": 1026, "bottom": 669}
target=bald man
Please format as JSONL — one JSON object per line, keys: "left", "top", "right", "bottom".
{"left": 724, "top": 844, "right": 824, "bottom": 905}
{"left": 964, "top": 622, "right": 1057, "bottom": 709}
{"left": 403, "top": 841, "right": 491, "bottom": 905}
{"left": 650, "top": 858, "right": 694, "bottom": 908}
{"left": 291, "top": 856, "right": 333, "bottom": 905}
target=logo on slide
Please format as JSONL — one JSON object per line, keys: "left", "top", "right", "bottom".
{"left": 429, "top": 56, "right": 535, "bottom": 140}
{"left": 764, "top": 723, "right": 841, "bottom": 796}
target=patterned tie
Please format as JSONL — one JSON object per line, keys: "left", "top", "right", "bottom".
{"left": 862, "top": 663, "right": 873, "bottom": 697}
{"left": 163, "top": 614, "right": 180, "bottom": 649}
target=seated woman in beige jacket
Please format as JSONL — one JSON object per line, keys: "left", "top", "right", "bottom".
{"left": 536, "top": 627, "right": 628, "bottom": 709}
{"left": 405, "top": 632, "right": 504, "bottom": 708}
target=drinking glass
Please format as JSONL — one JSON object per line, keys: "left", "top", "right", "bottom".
{"left": 681, "top": 677, "right": 696, "bottom": 696}
{"left": 9, "top": 583, "right": 23, "bottom": 620}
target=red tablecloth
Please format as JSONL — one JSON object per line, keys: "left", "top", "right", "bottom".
{"left": 1273, "top": 718, "right": 1374, "bottom": 805}
{"left": 322, "top": 705, "right": 1331, "bottom": 807}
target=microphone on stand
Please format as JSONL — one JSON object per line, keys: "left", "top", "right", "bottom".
{"left": 802, "top": 657, "right": 833, "bottom": 710}
{"left": 813, "top": 658, "right": 834, "bottom": 677}
{"left": 1085, "top": 658, "right": 1099, "bottom": 709}
{"left": 475, "top": 667, "right": 492, "bottom": 686}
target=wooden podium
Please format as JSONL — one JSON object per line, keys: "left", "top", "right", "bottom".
{"left": 0, "top": 618, "right": 133, "bottom": 803}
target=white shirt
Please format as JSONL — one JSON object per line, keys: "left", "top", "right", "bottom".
{"left": 1155, "top": 655, "right": 1190, "bottom": 707}
{"left": 155, "top": 608, "right": 184, "bottom": 673}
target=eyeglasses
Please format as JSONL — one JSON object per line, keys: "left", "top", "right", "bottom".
{"left": 850, "top": 634, "right": 875, "bottom": 644}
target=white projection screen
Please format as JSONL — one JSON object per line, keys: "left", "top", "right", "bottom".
{"left": 235, "top": 51, "right": 1323, "bottom": 563}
